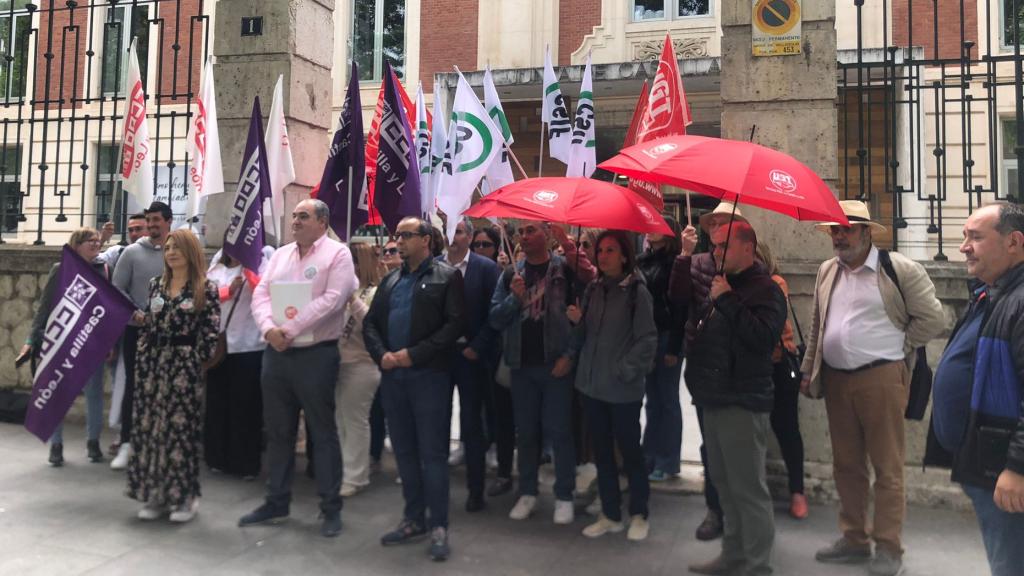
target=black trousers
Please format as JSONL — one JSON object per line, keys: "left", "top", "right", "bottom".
{"left": 205, "top": 350, "right": 264, "bottom": 476}
{"left": 369, "top": 389, "right": 386, "bottom": 461}
{"left": 770, "top": 361, "right": 805, "bottom": 494}
{"left": 696, "top": 406, "right": 723, "bottom": 514}
{"left": 119, "top": 326, "right": 140, "bottom": 444}
{"left": 451, "top": 354, "right": 489, "bottom": 497}
{"left": 487, "top": 370, "right": 515, "bottom": 479}
{"left": 584, "top": 394, "right": 649, "bottom": 521}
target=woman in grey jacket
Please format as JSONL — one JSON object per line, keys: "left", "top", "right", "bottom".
{"left": 565, "top": 229, "right": 658, "bottom": 541}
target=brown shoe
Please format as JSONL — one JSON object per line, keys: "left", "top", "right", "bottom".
{"left": 687, "top": 555, "right": 743, "bottom": 575}
{"left": 695, "top": 509, "right": 723, "bottom": 541}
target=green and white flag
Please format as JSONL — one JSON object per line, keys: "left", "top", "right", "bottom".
{"left": 436, "top": 73, "right": 503, "bottom": 242}
{"left": 483, "top": 66, "right": 515, "bottom": 195}
{"left": 542, "top": 47, "right": 572, "bottom": 165}
{"left": 414, "top": 83, "right": 433, "bottom": 217}
{"left": 428, "top": 80, "right": 447, "bottom": 218}
{"left": 566, "top": 53, "right": 596, "bottom": 178}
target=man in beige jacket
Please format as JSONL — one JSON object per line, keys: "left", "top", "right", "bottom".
{"left": 800, "top": 201, "right": 945, "bottom": 576}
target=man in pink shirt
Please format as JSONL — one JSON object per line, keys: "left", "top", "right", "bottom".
{"left": 239, "top": 198, "right": 358, "bottom": 538}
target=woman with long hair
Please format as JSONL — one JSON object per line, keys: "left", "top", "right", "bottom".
{"left": 128, "top": 229, "right": 220, "bottom": 523}
{"left": 565, "top": 230, "right": 658, "bottom": 541}
{"left": 20, "top": 227, "right": 107, "bottom": 466}
{"left": 336, "top": 242, "right": 384, "bottom": 497}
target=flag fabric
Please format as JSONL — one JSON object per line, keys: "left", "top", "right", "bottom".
{"left": 482, "top": 66, "right": 515, "bottom": 195}
{"left": 120, "top": 37, "right": 154, "bottom": 209}
{"left": 185, "top": 57, "right": 224, "bottom": 220}
{"left": 414, "top": 83, "right": 433, "bottom": 217}
{"left": 366, "top": 69, "right": 423, "bottom": 228}
{"left": 224, "top": 98, "right": 273, "bottom": 273}
{"left": 317, "top": 61, "right": 367, "bottom": 240}
{"left": 264, "top": 75, "right": 296, "bottom": 243}
{"left": 631, "top": 34, "right": 694, "bottom": 208}
{"left": 24, "top": 246, "right": 135, "bottom": 442}
{"left": 566, "top": 54, "right": 596, "bottom": 178}
{"left": 435, "top": 73, "right": 504, "bottom": 242}
{"left": 426, "top": 80, "right": 447, "bottom": 218}
{"left": 623, "top": 80, "right": 650, "bottom": 148}
{"left": 542, "top": 46, "right": 572, "bottom": 164}
{"left": 373, "top": 62, "right": 421, "bottom": 233}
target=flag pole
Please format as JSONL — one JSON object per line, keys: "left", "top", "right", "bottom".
{"left": 506, "top": 143, "right": 530, "bottom": 181}
{"left": 538, "top": 123, "right": 545, "bottom": 177}
{"left": 346, "top": 165, "right": 353, "bottom": 242}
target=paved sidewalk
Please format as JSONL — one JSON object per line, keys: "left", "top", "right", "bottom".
{"left": 0, "top": 422, "right": 988, "bottom": 576}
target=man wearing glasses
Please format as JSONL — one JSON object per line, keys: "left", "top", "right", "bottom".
{"left": 363, "top": 216, "right": 465, "bottom": 561}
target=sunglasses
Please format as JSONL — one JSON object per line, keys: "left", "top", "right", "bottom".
{"left": 471, "top": 241, "right": 495, "bottom": 249}
{"left": 395, "top": 231, "right": 426, "bottom": 240}
{"left": 383, "top": 247, "right": 399, "bottom": 255}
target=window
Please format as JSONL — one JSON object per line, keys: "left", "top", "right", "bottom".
{"left": 0, "top": 145, "right": 20, "bottom": 233}
{"left": 1003, "top": 119, "right": 1020, "bottom": 200}
{"left": 632, "top": 0, "right": 710, "bottom": 20}
{"left": 1004, "top": 0, "right": 1024, "bottom": 47}
{"left": 101, "top": 2, "right": 150, "bottom": 95}
{"left": 0, "top": 1, "right": 30, "bottom": 100}
{"left": 95, "top": 144, "right": 125, "bottom": 231}
{"left": 352, "top": 0, "right": 405, "bottom": 81}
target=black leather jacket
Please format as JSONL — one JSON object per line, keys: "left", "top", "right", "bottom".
{"left": 363, "top": 257, "right": 465, "bottom": 373}
{"left": 682, "top": 262, "right": 786, "bottom": 413}
{"left": 637, "top": 247, "right": 686, "bottom": 355}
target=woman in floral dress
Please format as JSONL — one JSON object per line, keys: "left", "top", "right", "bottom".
{"left": 127, "top": 229, "right": 220, "bottom": 523}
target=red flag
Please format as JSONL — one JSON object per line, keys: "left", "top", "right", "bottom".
{"left": 365, "top": 69, "right": 430, "bottom": 228}
{"left": 623, "top": 81, "right": 649, "bottom": 149}
{"left": 630, "top": 35, "right": 693, "bottom": 209}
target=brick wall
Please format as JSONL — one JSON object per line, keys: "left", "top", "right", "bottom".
{"left": 156, "top": 0, "right": 204, "bottom": 105}
{"left": 558, "top": 0, "right": 602, "bottom": 65}
{"left": 420, "top": 0, "right": 478, "bottom": 91}
{"left": 33, "top": 0, "right": 88, "bottom": 110}
{"left": 892, "top": 0, "right": 979, "bottom": 60}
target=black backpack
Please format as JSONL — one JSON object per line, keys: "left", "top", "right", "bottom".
{"left": 878, "top": 250, "right": 934, "bottom": 421}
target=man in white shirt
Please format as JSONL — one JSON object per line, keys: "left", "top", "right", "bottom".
{"left": 800, "top": 201, "right": 944, "bottom": 576}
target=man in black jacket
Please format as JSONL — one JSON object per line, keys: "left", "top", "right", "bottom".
{"left": 683, "top": 222, "right": 786, "bottom": 576}
{"left": 363, "top": 217, "right": 465, "bottom": 562}
{"left": 927, "top": 202, "right": 1024, "bottom": 576}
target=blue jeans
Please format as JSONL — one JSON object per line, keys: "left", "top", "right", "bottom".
{"left": 50, "top": 366, "right": 104, "bottom": 445}
{"left": 642, "top": 332, "right": 682, "bottom": 475}
{"left": 510, "top": 365, "right": 576, "bottom": 501}
{"left": 963, "top": 483, "right": 1024, "bottom": 576}
{"left": 381, "top": 368, "right": 451, "bottom": 529}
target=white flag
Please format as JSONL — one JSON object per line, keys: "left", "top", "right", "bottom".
{"left": 264, "top": 74, "right": 295, "bottom": 243}
{"left": 482, "top": 66, "right": 515, "bottom": 195}
{"left": 566, "top": 54, "right": 596, "bottom": 178}
{"left": 427, "top": 80, "right": 447, "bottom": 219}
{"left": 184, "top": 57, "right": 224, "bottom": 220}
{"left": 542, "top": 46, "right": 571, "bottom": 164}
{"left": 414, "top": 83, "right": 433, "bottom": 218}
{"left": 120, "top": 37, "right": 153, "bottom": 209}
{"left": 435, "top": 73, "right": 503, "bottom": 242}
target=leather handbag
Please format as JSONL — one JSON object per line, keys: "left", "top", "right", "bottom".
{"left": 203, "top": 280, "right": 245, "bottom": 372}
{"left": 878, "top": 250, "right": 933, "bottom": 421}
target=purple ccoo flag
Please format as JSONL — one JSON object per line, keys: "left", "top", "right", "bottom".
{"left": 24, "top": 246, "right": 135, "bottom": 442}
{"left": 373, "top": 62, "right": 421, "bottom": 233}
{"left": 224, "top": 98, "right": 273, "bottom": 272}
{"left": 319, "top": 60, "right": 367, "bottom": 240}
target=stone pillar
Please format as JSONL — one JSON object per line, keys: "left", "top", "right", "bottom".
{"left": 719, "top": 0, "right": 837, "bottom": 261}
{"left": 205, "top": 0, "right": 335, "bottom": 246}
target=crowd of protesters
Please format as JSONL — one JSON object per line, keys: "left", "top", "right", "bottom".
{"left": 19, "top": 196, "right": 1024, "bottom": 575}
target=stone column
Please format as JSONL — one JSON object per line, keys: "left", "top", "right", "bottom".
{"left": 719, "top": 0, "right": 837, "bottom": 261}
{"left": 205, "top": 0, "right": 335, "bottom": 246}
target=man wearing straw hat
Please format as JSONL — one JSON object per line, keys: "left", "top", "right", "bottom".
{"left": 801, "top": 200, "right": 944, "bottom": 576}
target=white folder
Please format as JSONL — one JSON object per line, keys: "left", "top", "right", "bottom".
{"left": 270, "top": 281, "right": 314, "bottom": 345}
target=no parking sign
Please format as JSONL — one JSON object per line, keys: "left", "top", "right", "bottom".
{"left": 752, "top": 0, "right": 802, "bottom": 56}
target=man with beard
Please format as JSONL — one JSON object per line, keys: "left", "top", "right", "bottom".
{"left": 801, "top": 201, "right": 944, "bottom": 576}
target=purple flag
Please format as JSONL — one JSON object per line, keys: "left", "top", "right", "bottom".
{"left": 24, "top": 246, "right": 135, "bottom": 442}
{"left": 224, "top": 98, "right": 273, "bottom": 272}
{"left": 373, "top": 62, "right": 421, "bottom": 233}
{"left": 319, "top": 61, "right": 367, "bottom": 240}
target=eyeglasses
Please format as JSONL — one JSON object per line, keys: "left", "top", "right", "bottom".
{"left": 84, "top": 238, "right": 101, "bottom": 245}
{"left": 383, "top": 247, "right": 399, "bottom": 256}
{"left": 396, "top": 231, "right": 427, "bottom": 240}
{"left": 471, "top": 241, "right": 495, "bottom": 249}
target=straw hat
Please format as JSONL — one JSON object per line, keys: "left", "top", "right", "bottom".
{"left": 815, "top": 200, "right": 887, "bottom": 233}
{"left": 698, "top": 202, "right": 749, "bottom": 233}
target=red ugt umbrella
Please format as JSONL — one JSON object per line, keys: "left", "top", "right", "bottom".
{"left": 598, "top": 135, "right": 850, "bottom": 226}
{"left": 463, "top": 177, "right": 674, "bottom": 236}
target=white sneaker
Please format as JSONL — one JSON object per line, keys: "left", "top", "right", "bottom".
{"left": 582, "top": 514, "right": 624, "bottom": 538}
{"left": 169, "top": 499, "right": 199, "bottom": 523}
{"left": 448, "top": 445, "right": 465, "bottom": 466}
{"left": 137, "top": 501, "right": 164, "bottom": 521}
{"left": 486, "top": 446, "right": 499, "bottom": 471}
{"left": 553, "top": 499, "right": 575, "bottom": 525}
{"left": 627, "top": 514, "right": 649, "bottom": 541}
{"left": 508, "top": 495, "right": 536, "bottom": 520}
{"left": 111, "top": 443, "right": 132, "bottom": 470}
{"left": 340, "top": 484, "right": 361, "bottom": 498}
{"left": 575, "top": 463, "right": 598, "bottom": 495}
{"left": 586, "top": 496, "right": 602, "bottom": 516}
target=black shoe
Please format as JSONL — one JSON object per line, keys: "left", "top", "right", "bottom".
{"left": 429, "top": 527, "right": 449, "bottom": 562}
{"left": 86, "top": 440, "right": 104, "bottom": 463}
{"left": 238, "top": 503, "right": 289, "bottom": 527}
{"left": 465, "top": 492, "right": 485, "bottom": 513}
{"left": 695, "top": 509, "right": 723, "bottom": 541}
{"left": 380, "top": 519, "right": 428, "bottom": 546}
{"left": 320, "top": 510, "right": 342, "bottom": 538}
{"left": 48, "top": 444, "right": 64, "bottom": 467}
{"left": 487, "top": 477, "right": 513, "bottom": 497}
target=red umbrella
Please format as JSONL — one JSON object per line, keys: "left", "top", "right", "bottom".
{"left": 597, "top": 135, "right": 849, "bottom": 226}
{"left": 462, "top": 177, "right": 675, "bottom": 236}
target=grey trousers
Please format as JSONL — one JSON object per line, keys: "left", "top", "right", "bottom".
{"left": 704, "top": 405, "right": 775, "bottom": 576}
{"left": 262, "top": 343, "right": 343, "bottom": 514}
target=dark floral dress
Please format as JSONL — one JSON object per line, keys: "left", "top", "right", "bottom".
{"left": 127, "top": 278, "right": 220, "bottom": 508}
